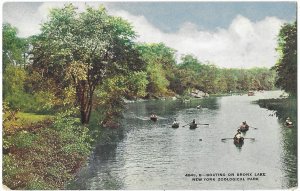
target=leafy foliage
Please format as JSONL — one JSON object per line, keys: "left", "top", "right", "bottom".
{"left": 137, "top": 43, "right": 176, "bottom": 97}
{"left": 3, "top": 65, "right": 26, "bottom": 98}
{"left": 174, "top": 54, "right": 276, "bottom": 94}
{"left": 273, "top": 21, "right": 297, "bottom": 96}
{"left": 2, "top": 23, "right": 28, "bottom": 69}
{"left": 30, "top": 4, "right": 144, "bottom": 123}
{"left": 3, "top": 111, "right": 92, "bottom": 190}
{"left": 125, "top": 71, "right": 149, "bottom": 98}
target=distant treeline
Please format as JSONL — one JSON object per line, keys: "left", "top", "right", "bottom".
{"left": 135, "top": 44, "right": 276, "bottom": 98}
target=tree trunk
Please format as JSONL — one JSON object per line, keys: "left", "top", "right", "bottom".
{"left": 77, "top": 81, "right": 94, "bottom": 124}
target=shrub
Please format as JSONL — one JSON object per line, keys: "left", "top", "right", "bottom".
{"left": 3, "top": 110, "right": 93, "bottom": 189}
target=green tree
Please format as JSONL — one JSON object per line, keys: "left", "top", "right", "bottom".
{"left": 223, "top": 69, "right": 238, "bottom": 92}
{"left": 125, "top": 71, "right": 149, "bottom": 99}
{"left": 274, "top": 21, "right": 297, "bottom": 96}
{"left": 146, "top": 63, "right": 169, "bottom": 97}
{"left": 30, "top": 4, "right": 144, "bottom": 124}
{"left": 178, "top": 54, "right": 202, "bottom": 73}
{"left": 176, "top": 54, "right": 203, "bottom": 94}
{"left": 2, "top": 23, "right": 28, "bottom": 69}
{"left": 198, "top": 64, "right": 218, "bottom": 93}
{"left": 2, "top": 23, "right": 35, "bottom": 111}
{"left": 137, "top": 43, "right": 175, "bottom": 97}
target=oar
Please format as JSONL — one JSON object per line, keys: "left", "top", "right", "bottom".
{"left": 221, "top": 138, "right": 234, "bottom": 141}
{"left": 221, "top": 137, "right": 255, "bottom": 141}
{"left": 183, "top": 123, "right": 208, "bottom": 127}
{"left": 249, "top": 126, "right": 258, "bottom": 129}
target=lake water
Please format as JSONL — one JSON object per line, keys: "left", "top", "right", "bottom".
{"left": 70, "top": 91, "right": 297, "bottom": 190}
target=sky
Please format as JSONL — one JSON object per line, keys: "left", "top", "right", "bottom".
{"left": 2, "top": 1, "right": 297, "bottom": 69}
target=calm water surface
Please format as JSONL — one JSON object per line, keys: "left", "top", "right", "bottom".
{"left": 71, "top": 91, "right": 297, "bottom": 190}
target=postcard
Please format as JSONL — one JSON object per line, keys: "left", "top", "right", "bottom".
{"left": 2, "top": 1, "right": 297, "bottom": 190}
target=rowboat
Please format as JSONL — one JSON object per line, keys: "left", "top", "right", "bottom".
{"left": 285, "top": 118, "right": 293, "bottom": 128}
{"left": 150, "top": 116, "right": 157, "bottom": 122}
{"left": 248, "top": 91, "right": 255, "bottom": 96}
{"left": 285, "top": 122, "right": 293, "bottom": 128}
{"left": 234, "top": 136, "right": 244, "bottom": 145}
{"left": 189, "top": 123, "right": 198, "bottom": 129}
{"left": 239, "top": 124, "right": 249, "bottom": 132}
{"left": 172, "top": 123, "right": 179, "bottom": 128}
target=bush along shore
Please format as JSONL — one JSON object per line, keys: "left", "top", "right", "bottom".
{"left": 3, "top": 108, "right": 93, "bottom": 190}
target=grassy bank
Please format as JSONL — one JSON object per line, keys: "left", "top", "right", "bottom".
{"left": 255, "top": 97, "right": 297, "bottom": 124}
{"left": 3, "top": 111, "right": 93, "bottom": 189}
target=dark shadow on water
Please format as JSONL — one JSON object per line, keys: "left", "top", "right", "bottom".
{"left": 234, "top": 141, "right": 244, "bottom": 151}
{"left": 67, "top": 125, "right": 126, "bottom": 190}
{"left": 256, "top": 98, "right": 297, "bottom": 188}
{"left": 129, "top": 97, "right": 219, "bottom": 117}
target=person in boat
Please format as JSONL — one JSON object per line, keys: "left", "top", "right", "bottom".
{"left": 235, "top": 129, "right": 241, "bottom": 138}
{"left": 150, "top": 114, "right": 158, "bottom": 121}
{"left": 234, "top": 129, "right": 243, "bottom": 142}
{"left": 189, "top": 119, "right": 197, "bottom": 129}
{"left": 241, "top": 121, "right": 247, "bottom": 126}
{"left": 285, "top": 117, "right": 293, "bottom": 126}
{"left": 173, "top": 118, "right": 178, "bottom": 125}
{"left": 240, "top": 121, "right": 248, "bottom": 128}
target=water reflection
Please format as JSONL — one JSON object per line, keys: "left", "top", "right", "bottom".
{"left": 257, "top": 98, "right": 297, "bottom": 188}
{"left": 234, "top": 141, "right": 244, "bottom": 149}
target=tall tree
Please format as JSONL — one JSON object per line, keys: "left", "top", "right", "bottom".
{"left": 30, "top": 4, "right": 144, "bottom": 124}
{"left": 2, "top": 23, "right": 31, "bottom": 109}
{"left": 274, "top": 21, "right": 297, "bottom": 96}
{"left": 2, "top": 23, "right": 29, "bottom": 69}
{"left": 176, "top": 54, "right": 203, "bottom": 93}
{"left": 137, "top": 43, "right": 175, "bottom": 97}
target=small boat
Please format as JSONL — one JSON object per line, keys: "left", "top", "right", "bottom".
{"left": 285, "top": 122, "right": 293, "bottom": 128}
{"left": 196, "top": 105, "right": 202, "bottom": 109}
{"left": 172, "top": 123, "right": 179, "bottom": 128}
{"left": 150, "top": 115, "right": 157, "bottom": 122}
{"left": 239, "top": 124, "right": 249, "bottom": 132}
{"left": 189, "top": 123, "right": 198, "bottom": 129}
{"left": 234, "top": 136, "right": 244, "bottom": 145}
{"left": 285, "top": 118, "right": 293, "bottom": 128}
{"left": 248, "top": 91, "right": 255, "bottom": 96}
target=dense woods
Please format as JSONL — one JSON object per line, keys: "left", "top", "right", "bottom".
{"left": 2, "top": 4, "right": 296, "bottom": 190}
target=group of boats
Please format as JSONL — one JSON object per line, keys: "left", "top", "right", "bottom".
{"left": 233, "top": 121, "right": 249, "bottom": 146}
{"left": 150, "top": 114, "right": 199, "bottom": 129}
{"left": 216, "top": 122, "right": 254, "bottom": 147}
{"left": 150, "top": 114, "right": 293, "bottom": 147}
{"left": 172, "top": 119, "right": 198, "bottom": 129}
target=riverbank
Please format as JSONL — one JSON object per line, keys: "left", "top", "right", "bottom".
{"left": 3, "top": 111, "right": 93, "bottom": 190}
{"left": 123, "top": 90, "right": 251, "bottom": 103}
{"left": 255, "top": 97, "right": 297, "bottom": 124}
